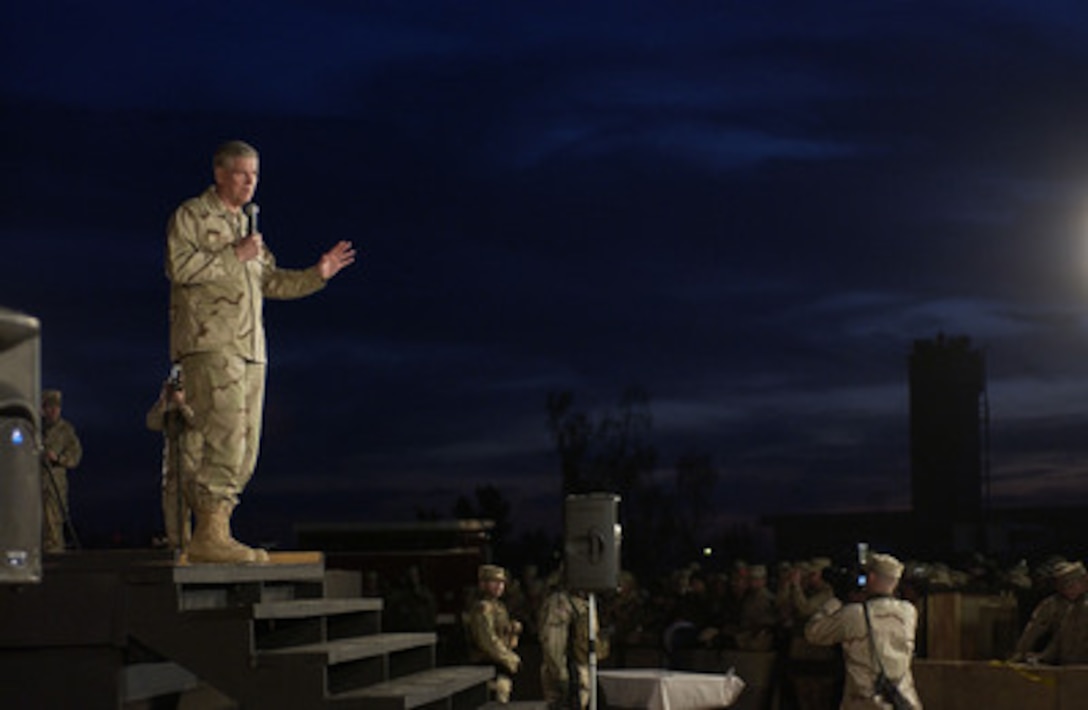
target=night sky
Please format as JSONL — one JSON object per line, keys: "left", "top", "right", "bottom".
{"left": 6, "top": 1, "right": 1088, "bottom": 547}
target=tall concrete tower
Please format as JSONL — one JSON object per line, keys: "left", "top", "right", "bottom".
{"left": 909, "top": 334, "right": 985, "bottom": 537}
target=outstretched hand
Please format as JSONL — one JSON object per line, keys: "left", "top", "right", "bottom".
{"left": 318, "top": 240, "right": 357, "bottom": 280}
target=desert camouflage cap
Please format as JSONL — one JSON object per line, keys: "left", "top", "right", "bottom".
{"left": 42, "top": 389, "right": 62, "bottom": 406}
{"left": 1053, "top": 561, "right": 1087, "bottom": 582}
{"left": 478, "top": 564, "right": 507, "bottom": 583}
{"left": 867, "top": 552, "right": 905, "bottom": 580}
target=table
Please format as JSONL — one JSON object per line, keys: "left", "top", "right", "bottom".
{"left": 597, "top": 668, "right": 745, "bottom": 709}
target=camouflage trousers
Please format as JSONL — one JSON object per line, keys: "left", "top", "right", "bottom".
{"left": 179, "top": 353, "right": 266, "bottom": 506}
{"left": 541, "top": 663, "right": 589, "bottom": 709}
{"left": 41, "top": 466, "right": 68, "bottom": 552}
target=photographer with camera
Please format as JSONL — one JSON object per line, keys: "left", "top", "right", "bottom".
{"left": 804, "top": 552, "right": 922, "bottom": 710}
{"left": 146, "top": 365, "right": 197, "bottom": 552}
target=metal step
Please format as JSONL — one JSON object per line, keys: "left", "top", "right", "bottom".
{"left": 249, "top": 598, "right": 384, "bottom": 650}
{"left": 331, "top": 665, "right": 494, "bottom": 709}
{"left": 258, "top": 632, "right": 438, "bottom": 698}
{"left": 253, "top": 597, "right": 383, "bottom": 620}
{"left": 121, "top": 661, "right": 199, "bottom": 702}
{"left": 261, "top": 632, "right": 438, "bottom": 665}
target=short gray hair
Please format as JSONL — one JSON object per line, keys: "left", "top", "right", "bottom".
{"left": 213, "top": 140, "right": 259, "bottom": 169}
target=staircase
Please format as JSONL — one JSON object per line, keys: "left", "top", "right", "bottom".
{"left": 0, "top": 550, "right": 494, "bottom": 709}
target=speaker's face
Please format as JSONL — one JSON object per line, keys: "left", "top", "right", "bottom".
{"left": 214, "top": 155, "right": 259, "bottom": 210}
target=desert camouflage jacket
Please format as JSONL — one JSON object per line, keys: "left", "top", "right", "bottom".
{"left": 43, "top": 418, "right": 82, "bottom": 475}
{"left": 465, "top": 597, "right": 520, "bottom": 673}
{"left": 166, "top": 186, "right": 326, "bottom": 362}
{"left": 805, "top": 595, "right": 923, "bottom": 710}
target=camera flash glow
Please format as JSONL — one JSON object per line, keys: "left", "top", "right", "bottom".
{"left": 702, "top": 547, "right": 713, "bottom": 557}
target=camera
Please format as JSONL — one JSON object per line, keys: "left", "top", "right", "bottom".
{"left": 823, "top": 564, "right": 868, "bottom": 600}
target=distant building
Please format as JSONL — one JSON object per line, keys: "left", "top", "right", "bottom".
{"left": 766, "top": 333, "right": 1088, "bottom": 565}
{"left": 909, "top": 333, "right": 987, "bottom": 556}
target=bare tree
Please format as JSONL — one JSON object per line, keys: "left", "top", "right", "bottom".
{"left": 547, "top": 386, "right": 657, "bottom": 499}
{"left": 547, "top": 386, "right": 668, "bottom": 577}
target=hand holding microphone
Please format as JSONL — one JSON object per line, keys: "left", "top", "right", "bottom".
{"left": 235, "top": 202, "right": 263, "bottom": 262}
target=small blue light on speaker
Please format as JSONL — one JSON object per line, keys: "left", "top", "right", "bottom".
{"left": 10, "top": 427, "right": 24, "bottom": 446}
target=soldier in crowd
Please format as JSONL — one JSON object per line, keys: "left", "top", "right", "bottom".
{"left": 672, "top": 569, "right": 716, "bottom": 649}
{"left": 805, "top": 552, "right": 922, "bottom": 710}
{"left": 166, "top": 140, "right": 355, "bottom": 563}
{"left": 711, "top": 562, "right": 750, "bottom": 649}
{"left": 1010, "top": 558, "right": 1075, "bottom": 662}
{"left": 1031, "top": 561, "right": 1088, "bottom": 665}
{"left": 539, "top": 581, "right": 609, "bottom": 709}
{"left": 465, "top": 564, "right": 522, "bottom": 702}
{"left": 607, "top": 570, "right": 648, "bottom": 666}
{"left": 737, "top": 564, "right": 778, "bottom": 652}
{"left": 145, "top": 366, "right": 198, "bottom": 551}
{"left": 40, "top": 389, "right": 83, "bottom": 553}
{"left": 781, "top": 558, "right": 839, "bottom": 710}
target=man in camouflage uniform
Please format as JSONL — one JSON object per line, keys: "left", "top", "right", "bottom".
{"left": 1010, "top": 558, "right": 1073, "bottom": 661}
{"left": 781, "top": 557, "right": 839, "bottom": 710}
{"left": 737, "top": 564, "right": 778, "bottom": 652}
{"left": 539, "top": 583, "right": 608, "bottom": 709}
{"left": 145, "top": 368, "right": 199, "bottom": 550}
{"left": 1033, "top": 561, "right": 1088, "bottom": 665}
{"left": 805, "top": 552, "right": 922, "bottom": 710}
{"left": 465, "top": 564, "right": 521, "bottom": 702}
{"left": 608, "top": 570, "right": 646, "bottom": 667}
{"left": 166, "top": 140, "right": 355, "bottom": 563}
{"left": 40, "top": 389, "right": 82, "bottom": 553}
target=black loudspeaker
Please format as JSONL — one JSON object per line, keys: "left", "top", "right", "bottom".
{"left": 564, "top": 493, "right": 621, "bottom": 592}
{"left": 0, "top": 307, "right": 42, "bottom": 584}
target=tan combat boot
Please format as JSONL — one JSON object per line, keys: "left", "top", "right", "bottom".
{"left": 187, "top": 499, "right": 269, "bottom": 564}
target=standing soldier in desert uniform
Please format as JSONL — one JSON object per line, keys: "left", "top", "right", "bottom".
{"left": 465, "top": 564, "right": 522, "bottom": 702}
{"left": 40, "top": 389, "right": 82, "bottom": 553}
{"left": 166, "top": 140, "right": 355, "bottom": 563}
{"left": 737, "top": 564, "right": 778, "bottom": 652}
{"left": 539, "top": 581, "right": 608, "bottom": 709}
{"left": 1033, "top": 561, "right": 1088, "bottom": 665}
{"left": 1010, "top": 558, "right": 1074, "bottom": 661}
{"left": 145, "top": 366, "right": 198, "bottom": 551}
{"left": 782, "top": 558, "right": 839, "bottom": 710}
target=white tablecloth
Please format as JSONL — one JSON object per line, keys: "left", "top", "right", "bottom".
{"left": 597, "top": 669, "right": 745, "bottom": 709}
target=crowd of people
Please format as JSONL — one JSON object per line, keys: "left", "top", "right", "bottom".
{"left": 438, "top": 548, "right": 1088, "bottom": 708}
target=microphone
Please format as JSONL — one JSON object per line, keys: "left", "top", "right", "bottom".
{"left": 243, "top": 202, "right": 260, "bottom": 236}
